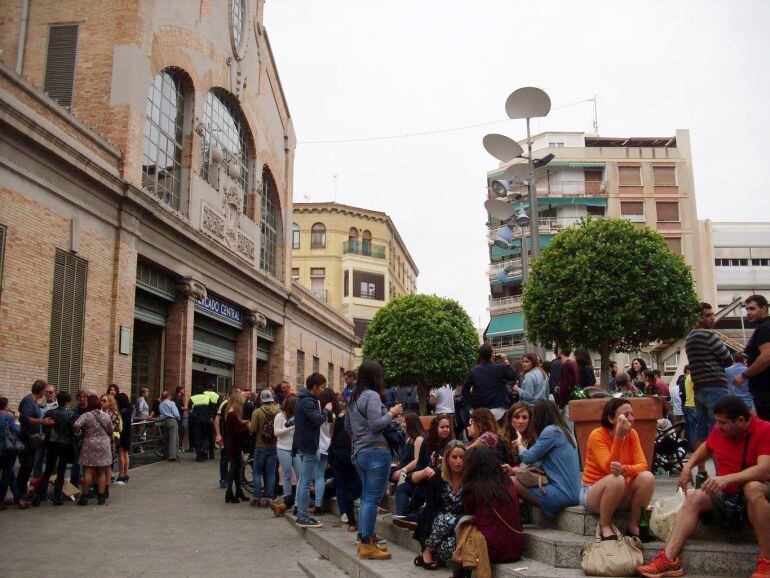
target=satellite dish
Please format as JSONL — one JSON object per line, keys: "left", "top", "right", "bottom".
{"left": 484, "top": 198, "right": 516, "bottom": 220}
{"left": 483, "top": 134, "right": 524, "bottom": 162}
{"left": 505, "top": 87, "right": 551, "bottom": 120}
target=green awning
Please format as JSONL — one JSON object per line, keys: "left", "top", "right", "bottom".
{"left": 485, "top": 312, "right": 526, "bottom": 337}
{"left": 491, "top": 235, "right": 553, "bottom": 260}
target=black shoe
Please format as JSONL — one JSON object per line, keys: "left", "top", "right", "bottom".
{"left": 97, "top": 494, "right": 106, "bottom": 505}
{"left": 52, "top": 497, "right": 64, "bottom": 506}
{"left": 77, "top": 495, "right": 88, "bottom": 506}
{"left": 104, "top": 486, "right": 109, "bottom": 500}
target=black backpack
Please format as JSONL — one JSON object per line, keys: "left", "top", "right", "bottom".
{"left": 259, "top": 407, "right": 276, "bottom": 443}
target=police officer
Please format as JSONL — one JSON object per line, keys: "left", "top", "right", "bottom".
{"left": 203, "top": 388, "right": 220, "bottom": 459}
{"left": 188, "top": 391, "right": 211, "bottom": 462}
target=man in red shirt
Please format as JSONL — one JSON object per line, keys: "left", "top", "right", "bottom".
{"left": 638, "top": 395, "right": 770, "bottom": 578}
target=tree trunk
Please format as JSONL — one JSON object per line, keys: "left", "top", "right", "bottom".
{"left": 599, "top": 340, "right": 611, "bottom": 390}
{"left": 418, "top": 383, "right": 430, "bottom": 416}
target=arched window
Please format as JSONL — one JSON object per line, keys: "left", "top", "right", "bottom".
{"left": 292, "top": 223, "right": 300, "bottom": 249}
{"left": 362, "top": 230, "right": 372, "bottom": 256}
{"left": 230, "top": 0, "right": 245, "bottom": 50}
{"left": 202, "top": 88, "right": 253, "bottom": 215}
{"left": 348, "top": 227, "right": 358, "bottom": 241}
{"left": 142, "top": 68, "right": 189, "bottom": 210}
{"left": 311, "top": 223, "right": 326, "bottom": 248}
{"left": 260, "top": 167, "right": 281, "bottom": 276}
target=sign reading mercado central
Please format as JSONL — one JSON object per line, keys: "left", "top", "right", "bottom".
{"left": 195, "top": 295, "right": 243, "bottom": 326}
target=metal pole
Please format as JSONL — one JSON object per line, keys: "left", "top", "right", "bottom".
{"left": 520, "top": 227, "right": 529, "bottom": 284}
{"left": 526, "top": 117, "right": 540, "bottom": 262}
{"left": 740, "top": 306, "right": 747, "bottom": 345}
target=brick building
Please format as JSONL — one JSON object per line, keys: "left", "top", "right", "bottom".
{"left": 0, "top": 0, "right": 356, "bottom": 406}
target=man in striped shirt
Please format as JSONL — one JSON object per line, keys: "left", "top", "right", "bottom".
{"left": 685, "top": 302, "right": 734, "bottom": 447}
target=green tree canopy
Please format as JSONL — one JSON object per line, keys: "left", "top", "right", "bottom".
{"left": 361, "top": 294, "right": 479, "bottom": 413}
{"left": 523, "top": 218, "right": 699, "bottom": 386}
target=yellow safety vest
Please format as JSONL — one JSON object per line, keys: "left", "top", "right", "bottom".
{"left": 190, "top": 394, "right": 210, "bottom": 408}
{"left": 204, "top": 390, "right": 220, "bottom": 405}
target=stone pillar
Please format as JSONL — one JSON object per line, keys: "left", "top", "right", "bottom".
{"left": 164, "top": 278, "right": 205, "bottom": 397}
{"left": 107, "top": 214, "right": 139, "bottom": 392}
{"left": 236, "top": 310, "right": 265, "bottom": 393}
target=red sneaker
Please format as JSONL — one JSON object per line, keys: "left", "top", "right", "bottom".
{"left": 752, "top": 555, "right": 770, "bottom": 578}
{"left": 637, "top": 549, "right": 684, "bottom": 578}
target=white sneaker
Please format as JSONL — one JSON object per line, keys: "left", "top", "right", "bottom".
{"left": 340, "top": 513, "right": 348, "bottom": 524}
{"left": 115, "top": 480, "right": 126, "bottom": 486}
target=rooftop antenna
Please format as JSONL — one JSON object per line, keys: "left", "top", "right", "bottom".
{"left": 592, "top": 94, "right": 599, "bottom": 136}
{"left": 332, "top": 174, "right": 339, "bottom": 203}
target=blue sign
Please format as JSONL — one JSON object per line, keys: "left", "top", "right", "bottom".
{"left": 195, "top": 296, "right": 243, "bottom": 326}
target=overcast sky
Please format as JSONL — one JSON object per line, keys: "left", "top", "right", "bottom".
{"left": 264, "top": 0, "right": 770, "bottom": 328}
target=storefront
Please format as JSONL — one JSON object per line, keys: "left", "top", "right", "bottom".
{"left": 131, "top": 261, "right": 175, "bottom": 401}
{"left": 192, "top": 294, "right": 243, "bottom": 395}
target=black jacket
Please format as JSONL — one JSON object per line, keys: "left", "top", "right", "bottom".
{"left": 292, "top": 389, "right": 330, "bottom": 456}
{"left": 461, "top": 361, "right": 517, "bottom": 410}
{"left": 44, "top": 407, "right": 75, "bottom": 446}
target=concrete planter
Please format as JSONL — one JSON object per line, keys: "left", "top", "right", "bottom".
{"left": 569, "top": 397, "right": 662, "bottom": 468}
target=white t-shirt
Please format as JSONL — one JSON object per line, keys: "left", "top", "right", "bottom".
{"left": 318, "top": 421, "right": 332, "bottom": 455}
{"left": 431, "top": 385, "right": 455, "bottom": 414}
{"left": 274, "top": 411, "right": 295, "bottom": 451}
{"left": 136, "top": 397, "right": 149, "bottom": 419}
{"left": 669, "top": 383, "right": 683, "bottom": 416}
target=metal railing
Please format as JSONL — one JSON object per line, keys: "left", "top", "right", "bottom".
{"left": 130, "top": 419, "right": 166, "bottom": 458}
{"left": 488, "top": 258, "right": 523, "bottom": 276}
{"left": 488, "top": 334, "right": 526, "bottom": 349}
{"left": 310, "top": 288, "right": 328, "bottom": 302}
{"left": 488, "top": 295, "right": 523, "bottom": 312}
{"left": 504, "top": 180, "right": 607, "bottom": 198}
{"left": 342, "top": 239, "right": 386, "bottom": 259}
{"left": 488, "top": 216, "right": 605, "bottom": 241}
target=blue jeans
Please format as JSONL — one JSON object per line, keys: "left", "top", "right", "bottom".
{"left": 277, "top": 448, "right": 300, "bottom": 505}
{"left": 395, "top": 480, "right": 416, "bottom": 516}
{"left": 695, "top": 386, "right": 727, "bottom": 443}
{"left": 682, "top": 407, "right": 697, "bottom": 451}
{"left": 252, "top": 447, "right": 278, "bottom": 498}
{"left": 354, "top": 447, "right": 392, "bottom": 541}
{"left": 314, "top": 452, "right": 328, "bottom": 508}
{"left": 296, "top": 452, "right": 319, "bottom": 519}
{"left": 0, "top": 454, "right": 21, "bottom": 503}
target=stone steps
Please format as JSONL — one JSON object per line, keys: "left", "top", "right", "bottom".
{"left": 296, "top": 556, "right": 350, "bottom": 578}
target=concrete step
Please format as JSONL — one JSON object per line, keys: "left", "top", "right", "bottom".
{"left": 297, "top": 556, "right": 349, "bottom": 578}
{"left": 523, "top": 526, "right": 757, "bottom": 576}
{"left": 532, "top": 504, "right": 756, "bottom": 542}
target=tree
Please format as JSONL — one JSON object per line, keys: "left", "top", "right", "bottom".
{"left": 523, "top": 218, "right": 700, "bottom": 387}
{"left": 361, "top": 294, "right": 479, "bottom": 414}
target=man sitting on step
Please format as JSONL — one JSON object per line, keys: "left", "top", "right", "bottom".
{"left": 637, "top": 395, "right": 770, "bottom": 578}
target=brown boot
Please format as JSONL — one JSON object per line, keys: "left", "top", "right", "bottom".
{"left": 268, "top": 499, "right": 287, "bottom": 517}
{"left": 357, "top": 538, "right": 392, "bottom": 560}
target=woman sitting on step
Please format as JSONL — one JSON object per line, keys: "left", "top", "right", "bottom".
{"left": 465, "top": 408, "right": 501, "bottom": 453}
{"left": 392, "top": 413, "right": 426, "bottom": 517}
{"left": 412, "top": 440, "right": 466, "bottom": 570}
{"left": 581, "top": 398, "right": 656, "bottom": 540}
{"left": 500, "top": 402, "right": 537, "bottom": 466}
{"left": 507, "top": 400, "right": 581, "bottom": 519}
{"left": 450, "top": 446, "right": 524, "bottom": 577}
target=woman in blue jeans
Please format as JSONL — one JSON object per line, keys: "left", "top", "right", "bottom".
{"left": 346, "top": 360, "right": 403, "bottom": 560}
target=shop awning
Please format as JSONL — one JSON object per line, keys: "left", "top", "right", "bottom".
{"left": 485, "top": 312, "right": 526, "bottom": 337}
{"left": 549, "top": 162, "right": 606, "bottom": 168}
{"left": 491, "top": 235, "right": 553, "bottom": 260}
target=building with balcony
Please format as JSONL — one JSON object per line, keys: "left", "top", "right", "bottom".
{"left": 484, "top": 130, "right": 710, "bottom": 361}
{"left": 292, "top": 203, "right": 419, "bottom": 342}
{"left": 0, "top": 1, "right": 357, "bottom": 406}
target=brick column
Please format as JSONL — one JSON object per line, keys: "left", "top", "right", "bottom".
{"left": 235, "top": 310, "right": 262, "bottom": 393}
{"left": 107, "top": 218, "right": 138, "bottom": 392}
{"left": 164, "top": 278, "right": 205, "bottom": 397}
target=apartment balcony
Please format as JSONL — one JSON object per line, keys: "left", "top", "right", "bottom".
{"left": 488, "top": 295, "right": 523, "bottom": 314}
{"left": 504, "top": 180, "right": 607, "bottom": 199}
{"left": 487, "top": 216, "right": 601, "bottom": 242}
{"left": 342, "top": 239, "right": 386, "bottom": 259}
{"left": 488, "top": 258, "right": 523, "bottom": 279}
{"left": 310, "top": 288, "right": 328, "bottom": 303}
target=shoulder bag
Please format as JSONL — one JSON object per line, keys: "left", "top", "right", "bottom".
{"left": 1, "top": 421, "right": 25, "bottom": 456}
{"left": 354, "top": 397, "right": 405, "bottom": 455}
{"left": 580, "top": 524, "right": 643, "bottom": 576}
{"left": 514, "top": 465, "right": 549, "bottom": 491}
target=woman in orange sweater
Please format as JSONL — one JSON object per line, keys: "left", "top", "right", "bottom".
{"left": 581, "top": 398, "right": 655, "bottom": 540}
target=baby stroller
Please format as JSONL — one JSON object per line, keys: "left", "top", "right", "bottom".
{"left": 653, "top": 421, "right": 689, "bottom": 474}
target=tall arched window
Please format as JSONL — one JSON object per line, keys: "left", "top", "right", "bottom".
{"left": 202, "top": 88, "right": 253, "bottom": 215}
{"left": 311, "top": 223, "right": 326, "bottom": 248}
{"left": 348, "top": 227, "right": 358, "bottom": 241}
{"left": 292, "top": 223, "right": 300, "bottom": 249}
{"left": 362, "top": 230, "right": 372, "bottom": 256}
{"left": 142, "top": 68, "right": 189, "bottom": 210}
{"left": 260, "top": 167, "right": 281, "bottom": 276}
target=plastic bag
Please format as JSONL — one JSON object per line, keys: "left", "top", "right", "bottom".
{"left": 650, "top": 488, "right": 685, "bottom": 542}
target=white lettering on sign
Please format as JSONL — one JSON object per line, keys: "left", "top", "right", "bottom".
{"left": 195, "top": 296, "right": 243, "bottom": 325}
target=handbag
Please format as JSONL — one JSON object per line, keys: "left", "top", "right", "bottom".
{"left": 1, "top": 423, "right": 26, "bottom": 455}
{"left": 514, "top": 465, "right": 549, "bottom": 490}
{"left": 355, "top": 401, "right": 405, "bottom": 455}
{"left": 580, "top": 525, "right": 643, "bottom": 577}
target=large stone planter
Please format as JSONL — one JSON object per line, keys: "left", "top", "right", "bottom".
{"left": 569, "top": 397, "right": 662, "bottom": 469}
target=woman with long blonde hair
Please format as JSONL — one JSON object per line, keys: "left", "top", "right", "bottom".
{"left": 224, "top": 391, "right": 250, "bottom": 503}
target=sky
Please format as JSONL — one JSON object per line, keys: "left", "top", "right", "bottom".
{"left": 264, "top": 0, "right": 770, "bottom": 328}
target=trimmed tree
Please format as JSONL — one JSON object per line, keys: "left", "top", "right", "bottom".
{"left": 523, "top": 217, "right": 699, "bottom": 387}
{"left": 361, "top": 294, "right": 479, "bottom": 414}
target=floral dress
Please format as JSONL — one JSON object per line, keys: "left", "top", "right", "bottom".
{"left": 73, "top": 410, "right": 113, "bottom": 467}
{"left": 425, "top": 482, "right": 463, "bottom": 564}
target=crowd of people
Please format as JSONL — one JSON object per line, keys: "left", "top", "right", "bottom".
{"left": 0, "top": 294, "right": 768, "bottom": 577}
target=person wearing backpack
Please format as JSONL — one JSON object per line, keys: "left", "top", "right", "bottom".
{"left": 249, "top": 389, "right": 280, "bottom": 506}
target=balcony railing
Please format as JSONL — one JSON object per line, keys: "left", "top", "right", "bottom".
{"left": 343, "top": 239, "right": 386, "bottom": 259}
{"left": 310, "top": 288, "right": 328, "bottom": 303}
{"left": 488, "top": 334, "right": 526, "bottom": 349}
{"left": 488, "top": 295, "right": 523, "bottom": 313}
{"left": 504, "top": 180, "right": 607, "bottom": 198}
{"left": 488, "top": 258, "right": 523, "bottom": 277}
{"left": 488, "top": 215, "right": 606, "bottom": 242}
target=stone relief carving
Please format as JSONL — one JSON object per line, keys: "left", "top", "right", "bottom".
{"left": 237, "top": 232, "right": 255, "bottom": 260}
{"left": 222, "top": 186, "right": 241, "bottom": 249}
{"left": 244, "top": 310, "right": 267, "bottom": 329}
{"left": 176, "top": 277, "right": 206, "bottom": 301}
{"left": 202, "top": 204, "right": 224, "bottom": 240}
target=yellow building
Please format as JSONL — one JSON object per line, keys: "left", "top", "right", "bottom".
{"left": 292, "top": 203, "right": 419, "bottom": 342}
